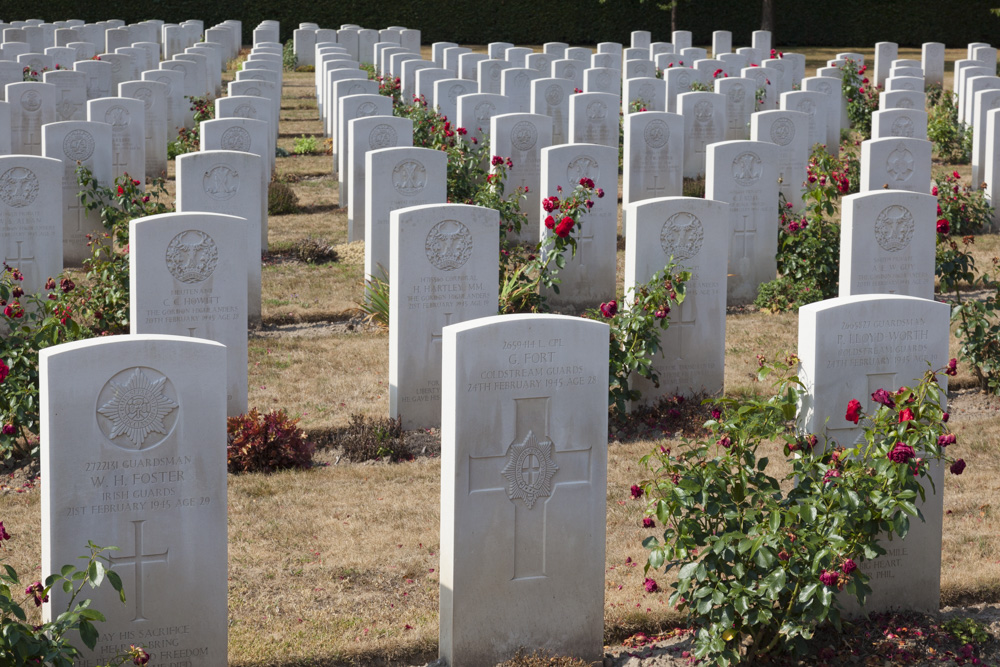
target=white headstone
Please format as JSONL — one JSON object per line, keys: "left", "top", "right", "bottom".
{"left": 87, "top": 96, "right": 145, "bottom": 187}
{"left": 625, "top": 196, "right": 729, "bottom": 400}
{"left": 0, "top": 155, "right": 63, "bottom": 293}
{"left": 664, "top": 67, "right": 698, "bottom": 113}
{"left": 457, "top": 92, "right": 509, "bottom": 146}
{"left": 679, "top": 91, "right": 727, "bottom": 179}
{"left": 860, "top": 137, "right": 933, "bottom": 194}
{"left": 921, "top": 42, "right": 945, "bottom": 87}
{"left": 583, "top": 67, "right": 620, "bottom": 96}
{"left": 568, "top": 92, "right": 618, "bottom": 147}
{"left": 705, "top": 140, "right": 780, "bottom": 304}
{"left": 623, "top": 76, "right": 666, "bottom": 113}
{"left": 439, "top": 313, "right": 608, "bottom": 666}
{"left": 6, "top": 81, "right": 56, "bottom": 155}
{"left": 389, "top": 203, "right": 499, "bottom": 429}
{"left": 42, "top": 68, "right": 87, "bottom": 122}
{"left": 336, "top": 92, "right": 391, "bottom": 198}
{"left": 839, "top": 190, "right": 936, "bottom": 300}
{"left": 41, "top": 334, "right": 228, "bottom": 667}
{"left": 871, "top": 107, "right": 928, "bottom": 141}
{"left": 780, "top": 91, "right": 829, "bottom": 154}
{"left": 501, "top": 68, "right": 541, "bottom": 114}
{"left": 120, "top": 80, "right": 168, "bottom": 180}
{"left": 130, "top": 212, "right": 248, "bottom": 416}
{"left": 347, "top": 116, "right": 413, "bottom": 242}
{"left": 715, "top": 76, "right": 753, "bottom": 140}
{"left": 531, "top": 78, "right": 574, "bottom": 146}
{"left": 623, "top": 111, "right": 684, "bottom": 211}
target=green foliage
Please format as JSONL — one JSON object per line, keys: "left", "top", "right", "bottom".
{"left": 338, "top": 414, "right": 410, "bottom": 462}
{"left": 1, "top": 533, "right": 145, "bottom": 666}
{"left": 942, "top": 617, "right": 992, "bottom": 646}
{"left": 754, "top": 276, "right": 825, "bottom": 313}
{"left": 640, "top": 360, "right": 961, "bottom": 665}
{"left": 227, "top": 408, "right": 315, "bottom": 474}
{"left": 292, "top": 134, "right": 321, "bottom": 155}
{"left": 927, "top": 92, "right": 972, "bottom": 164}
{"left": 268, "top": 178, "right": 299, "bottom": 215}
{"left": 934, "top": 170, "right": 994, "bottom": 236}
{"left": 587, "top": 265, "right": 690, "bottom": 415}
{"left": 282, "top": 39, "right": 297, "bottom": 71}
{"left": 951, "top": 257, "right": 1000, "bottom": 394}
{"left": 841, "top": 58, "right": 878, "bottom": 139}
{"left": 167, "top": 95, "right": 214, "bottom": 159}
{"left": 359, "top": 265, "right": 390, "bottom": 330}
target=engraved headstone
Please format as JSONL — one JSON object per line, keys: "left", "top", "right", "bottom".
{"left": 200, "top": 117, "right": 271, "bottom": 246}
{"left": 42, "top": 68, "right": 87, "bottom": 122}
{"left": 539, "top": 143, "right": 618, "bottom": 308}
{"left": 531, "top": 77, "right": 574, "bottom": 146}
{"left": 6, "top": 81, "right": 56, "bottom": 156}
{"left": 75, "top": 59, "right": 113, "bottom": 101}
{"left": 120, "top": 80, "right": 168, "bottom": 180}
{"left": 751, "top": 109, "right": 811, "bottom": 211}
{"left": 583, "top": 67, "right": 620, "bottom": 96}
{"left": 347, "top": 116, "right": 413, "bottom": 242}
{"left": 491, "top": 112, "right": 553, "bottom": 241}
{"left": 568, "top": 92, "right": 618, "bottom": 147}
{"left": 336, "top": 92, "right": 391, "bottom": 200}
{"left": 41, "top": 334, "right": 228, "bottom": 667}
{"left": 457, "top": 92, "right": 510, "bottom": 147}
{"left": 389, "top": 203, "right": 499, "bottom": 429}
{"left": 434, "top": 78, "right": 475, "bottom": 126}
{"left": 176, "top": 150, "right": 264, "bottom": 329}
{"left": 705, "top": 140, "right": 780, "bottom": 305}
{"left": 501, "top": 67, "right": 541, "bottom": 114}
{"left": 0, "top": 155, "right": 63, "bottom": 293}
{"left": 325, "top": 68, "right": 369, "bottom": 140}
{"left": 860, "top": 137, "right": 932, "bottom": 194}
{"left": 439, "top": 313, "right": 607, "bottom": 666}
{"left": 679, "top": 91, "right": 726, "bottom": 179}
{"left": 130, "top": 212, "right": 248, "bottom": 416}
{"left": 42, "top": 120, "right": 112, "bottom": 266}
{"left": 839, "top": 190, "right": 936, "bottom": 300}
{"left": 623, "top": 111, "right": 684, "bottom": 212}
{"left": 664, "top": 67, "right": 699, "bottom": 113}
{"left": 780, "top": 90, "right": 830, "bottom": 153}
{"left": 922, "top": 42, "right": 945, "bottom": 87}
{"left": 871, "top": 108, "right": 928, "bottom": 141}
{"left": 623, "top": 76, "right": 666, "bottom": 114}
{"left": 625, "top": 196, "right": 729, "bottom": 401}
{"left": 797, "top": 294, "right": 949, "bottom": 615}
{"left": 215, "top": 96, "right": 275, "bottom": 177}
{"left": 87, "top": 97, "right": 145, "bottom": 188}
{"left": 715, "top": 76, "right": 753, "bottom": 140}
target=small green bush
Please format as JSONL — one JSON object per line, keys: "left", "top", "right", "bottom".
{"left": 292, "top": 134, "right": 321, "bottom": 155}
{"left": 928, "top": 92, "right": 972, "bottom": 164}
{"left": 291, "top": 237, "right": 338, "bottom": 264}
{"left": 338, "top": 415, "right": 410, "bottom": 462}
{"left": 268, "top": 178, "right": 299, "bottom": 215}
{"left": 754, "top": 276, "right": 825, "bottom": 313}
{"left": 227, "top": 408, "right": 314, "bottom": 474}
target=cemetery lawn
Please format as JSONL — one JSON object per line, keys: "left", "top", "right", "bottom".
{"left": 4, "top": 47, "right": 1000, "bottom": 667}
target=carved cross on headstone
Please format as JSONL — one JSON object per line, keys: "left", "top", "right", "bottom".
{"left": 431, "top": 312, "right": 454, "bottom": 346}
{"left": 107, "top": 520, "right": 169, "bottom": 622}
{"left": 112, "top": 143, "right": 129, "bottom": 173}
{"left": 67, "top": 194, "right": 88, "bottom": 233}
{"left": 467, "top": 396, "right": 592, "bottom": 580}
{"left": 671, "top": 298, "right": 697, "bottom": 361}
{"left": 24, "top": 120, "right": 42, "bottom": 152}
{"left": 5, "top": 240, "right": 36, "bottom": 285}
{"left": 646, "top": 172, "right": 667, "bottom": 195}
{"left": 576, "top": 224, "right": 595, "bottom": 272}
{"left": 733, "top": 213, "right": 757, "bottom": 260}
{"left": 56, "top": 90, "right": 79, "bottom": 120}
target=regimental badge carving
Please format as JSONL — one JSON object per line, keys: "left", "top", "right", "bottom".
{"left": 245, "top": 72, "right": 265, "bottom": 80}
{"left": 105, "top": 105, "right": 130, "bottom": 128}
{"left": 448, "top": 84, "right": 466, "bottom": 104}
{"left": 221, "top": 126, "right": 251, "bottom": 151}
{"left": 644, "top": 119, "right": 669, "bottom": 149}
{"left": 899, "top": 81, "right": 915, "bottom": 91}
{"left": 511, "top": 121, "right": 537, "bottom": 151}
{"left": 660, "top": 211, "right": 704, "bottom": 261}
{"left": 203, "top": 165, "right": 239, "bottom": 200}
{"left": 586, "top": 100, "right": 607, "bottom": 121}
{"left": 500, "top": 430, "right": 558, "bottom": 509}
{"left": 392, "top": 159, "right": 426, "bottom": 196}
{"left": 596, "top": 71, "right": 611, "bottom": 89}
{"left": 348, "top": 83, "right": 367, "bottom": 96}
{"left": 796, "top": 99, "right": 816, "bottom": 116}
{"left": 874, "top": 204, "right": 915, "bottom": 252}
{"left": 567, "top": 155, "right": 599, "bottom": 184}
{"left": 20, "top": 90, "right": 41, "bottom": 112}
{"left": 677, "top": 72, "right": 691, "bottom": 89}
{"left": 545, "top": 84, "right": 564, "bottom": 105}
{"left": 514, "top": 72, "right": 529, "bottom": 88}
{"left": 564, "top": 64, "right": 577, "bottom": 78}
{"left": 732, "top": 151, "right": 762, "bottom": 186}
{"left": 63, "top": 129, "right": 95, "bottom": 161}
{"left": 234, "top": 104, "right": 256, "bottom": 119}
{"left": 357, "top": 101, "right": 378, "bottom": 117}
{"left": 899, "top": 97, "right": 914, "bottom": 109}
{"left": 245, "top": 86, "right": 261, "bottom": 97}
{"left": 165, "top": 229, "right": 218, "bottom": 283}
{"left": 155, "top": 75, "right": 172, "bottom": 90}
{"left": 424, "top": 219, "right": 472, "bottom": 271}
{"left": 886, "top": 143, "right": 915, "bottom": 182}
{"left": 890, "top": 115, "right": 914, "bottom": 137}
{"left": 0, "top": 167, "right": 39, "bottom": 208}
{"left": 489, "top": 64, "right": 501, "bottom": 81}
{"left": 108, "top": 56, "right": 122, "bottom": 73}
{"left": 638, "top": 82, "right": 655, "bottom": 101}
{"left": 532, "top": 58, "right": 547, "bottom": 72}
{"left": 770, "top": 117, "right": 795, "bottom": 146}
{"left": 727, "top": 84, "right": 745, "bottom": 105}
{"left": 990, "top": 96, "right": 1000, "bottom": 110}
{"left": 96, "top": 367, "right": 178, "bottom": 450}
{"left": 694, "top": 100, "right": 713, "bottom": 121}
{"left": 134, "top": 87, "right": 153, "bottom": 110}
{"left": 474, "top": 101, "right": 496, "bottom": 122}
{"left": 369, "top": 123, "right": 397, "bottom": 149}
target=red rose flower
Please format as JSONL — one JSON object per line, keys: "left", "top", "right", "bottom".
{"left": 544, "top": 215, "right": 555, "bottom": 229}
{"left": 600, "top": 301, "right": 618, "bottom": 318}
{"left": 898, "top": 408, "right": 914, "bottom": 422}
{"left": 945, "top": 358, "right": 958, "bottom": 376}
{"left": 630, "top": 484, "right": 643, "bottom": 499}
{"left": 845, "top": 399, "right": 862, "bottom": 424}
{"left": 950, "top": 458, "right": 966, "bottom": 475}
{"left": 937, "top": 219, "right": 950, "bottom": 235}
{"left": 554, "top": 216, "right": 574, "bottom": 238}
{"left": 887, "top": 442, "right": 915, "bottom": 463}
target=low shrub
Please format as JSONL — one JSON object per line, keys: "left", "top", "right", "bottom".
{"left": 268, "top": 178, "right": 299, "bottom": 215}
{"left": 290, "top": 237, "right": 338, "bottom": 264}
{"left": 338, "top": 414, "right": 410, "bottom": 462}
{"left": 928, "top": 92, "right": 972, "bottom": 164}
{"left": 934, "top": 170, "right": 994, "bottom": 236}
{"left": 292, "top": 134, "right": 321, "bottom": 155}
{"left": 227, "top": 408, "right": 314, "bottom": 474}
{"left": 754, "top": 276, "right": 825, "bottom": 312}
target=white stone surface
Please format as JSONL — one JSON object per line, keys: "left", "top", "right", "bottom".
{"left": 389, "top": 203, "right": 499, "bottom": 429}
{"left": 860, "top": 137, "right": 933, "bottom": 194}
{"left": 348, "top": 116, "right": 413, "bottom": 242}
{"left": 87, "top": 97, "right": 145, "bottom": 187}
{"left": 751, "top": 109, "right": 811, "bottom": 211}
{"left": 501, "top": 68, "right": 541, "bottom": 114}
{"left": 336, "top": 92, "right": 391, "bottom": 199}
{"left": 120, "top": 80, "right": 168, "bottom": 180}
{"left": 679, "top": 91, "right": 726, "bottom": 179}
{"left": 839, "top": 190, "right": 936, "bottom": 300}
{"left": 41, "top": 334, "right": 228, "bottom": 667}
{"left": 715, "top": 77, "right": 753, "bottom": 140}
{"left": 130, "top": 212, "right": 248, "bottom": 416}
{"left": 780, "top": 91, "right": 830, "bottom": 153}
{"left": 531, "top": 78, "right": 574, "bottom": 146}
{"left": 439, "top": 313, "right": 608, "bottom": 666}
{"left": 491, "top": 112, "right": 553, "bottom": 241}
{"left": 623, "top": 111, "right": 684, "bottom": 211}
{"left": 664, "top": 67, "right": 698, "bottom": 113}
{"left": 797, "top": 294, "right": 949, "bottom": 615}
{"left": 623, "top": 76, "right": 665, "bottom": 113}
{"left": 871, "top": 108, "right": 928, "bottom": 141}
{"left": 568, "top": 92, "right": 619, "bottom": 147}
{"left": 625, "top": 196, "right": 729, "bottom": 401}
{"left": 705, "top": 140, "right": 780, "bottom": 305}
{"left": 42, "top": 69, "right": 87, "bottom": 122}
{"left": 6, "top": 81, "right": 56, "bottom": 155}
{"left": 0, "top": 154, "right": 63, "bottom": 293}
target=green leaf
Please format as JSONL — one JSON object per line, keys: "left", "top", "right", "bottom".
{"left": 88, "top": 560, "right": 105, "bottom": 588}
{"left": 78, "top": 618, "right": 99, "bottom": 650}
{"left": 799, "top": 582, "right": 819, "bottom": 603}
{"left": 678, "top": 561, "right": 699, "bottom": 581}
{"left": 769, "top": 512, "right": 780, "bottom": 532}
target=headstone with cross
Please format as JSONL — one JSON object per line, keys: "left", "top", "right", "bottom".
{"left": 440, "top": 313, "right": 608, "bottom": 666}
{"left": 568, "top": 91, "right": 619, "bottom": 148}
{"left": 365, "top": 146, "right": 447, "bottom": 285}
{"left": 751, "top": 109, "right": 811, "bottom": 212}
{"left": 625, "top": 196, "right": 729, "bottom": 402}
{"left": 715, "top": 76, "right": 754, "bottom": 140}
{"left": 797, "top": 294, "right": 950, "bottom": 616}
{"left": 389, "top": 203, "right": 499, "bottom": 430}
{"left": 490, "top": 112, "right": 553, "bottom": 243}
{"left": 706, "top": 140, "right": 779, "bottom": 305}
{"left": 335, "top": 92, "right": 390, "bottom": 202}
{"left": 801, "top": 76, "right": 844, "bottom": 155}
{"left": 779, "top": 90, "right": 830, "bottom": 157}
{"left": 0, "top": 154, "right": 63, "bottom": 294}
{"left": 622, "top": 111, "right": 684, "bottom": 217}
{"left": 530, "top": 77, "right": 574, "bottom": 146}
{"left": 41, "top": 333, "right": 228, "bottom": 666}
{"left": 623, "top": 76, "right": 666, "bottom": 114}
{"left": 87, "top": 97, "right": 145, "bottom": 189}
{"left": 130, "top": 212, "right": 248, "bottom": 416}
{"left": 176, "top": 150, "right": 264, "bottom": 330}
{"left": 679, "top": 91, "right": 727, "bottom": 179}
{"left": 42, "top": 69, "right": 87, "bottom": 122}
{"left": 41, "top": 120, "right": 112, "bottom": 267}
{"left": 120, "top": 80, "right": 169, "bottom": 181}
{"left": 6, "top": 81, "right": 57, "bottom": 156}
{"left": 839, "top": 190, "right": 936, "bottom": 300}
{"left": 539, "top": 143, "right": 618, "bottom": 309}
{"left": 860, "top": 136, "right": 933, "bottom": 194}
{"left": 348, "top": 116, "right": 413, "bottom": 243}
{"left": 216, "top": 95, "right": 276, "bottom": 181}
